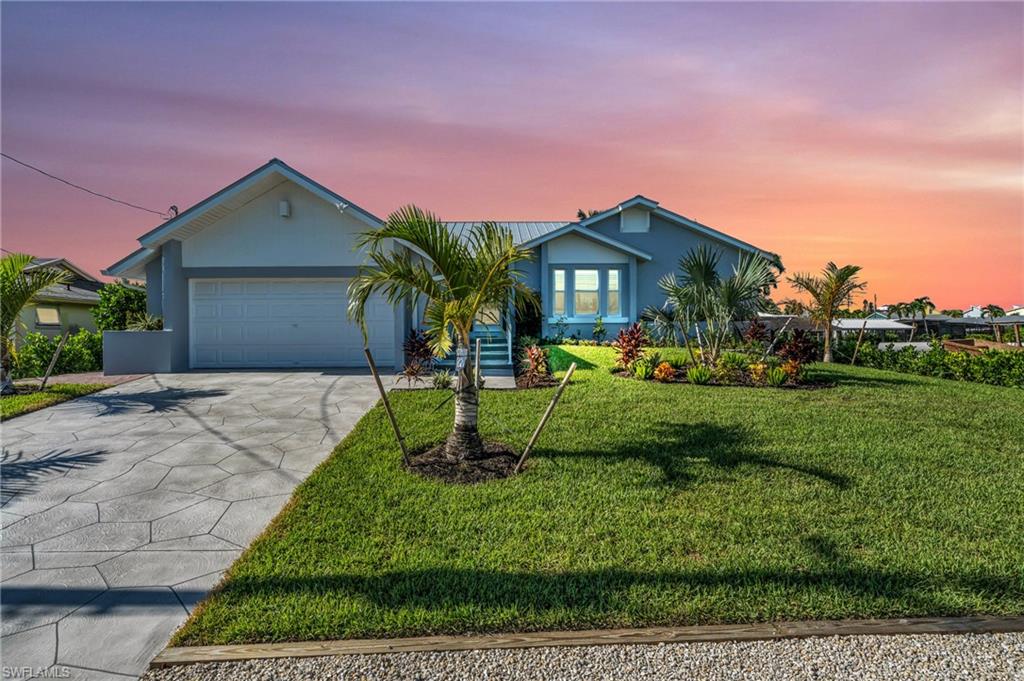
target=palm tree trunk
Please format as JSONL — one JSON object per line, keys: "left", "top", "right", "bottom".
{"left": 445, "top": 341, "right": 485, "bottom": 461}
{"left": 822, "top": 320, "right": 833, "bottom": 363}
{"left": 0, "top": 345, "right": 16, "bottom": 396}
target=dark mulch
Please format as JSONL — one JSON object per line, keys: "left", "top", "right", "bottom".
{"left": 405, "top": 440, "right": 520, "bottom": 483}
{"left": 609, "top": 368, "right": 835, "bottom": 390}
{"left": 515, "top": 373, "right": 561, "bottom": 389}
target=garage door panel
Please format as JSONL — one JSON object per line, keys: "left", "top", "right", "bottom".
{"left": 190, "top": 278, "right": 395, "bottom": 369}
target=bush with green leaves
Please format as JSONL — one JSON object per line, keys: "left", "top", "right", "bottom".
{"left": 766, "top": 366, "right": 788, "bottom": 387}
{"left": 432, "top": 370, "right": 453, "bottom": 390}
{"left": 592, "top": 316, "right": 606, "bottom": 343}
{"left": 92, "top": 280, "right": 147, "bottom": 331}
{"left": 14, "top": 330, "right": 103, "bottom": 378}
{"left": 686, "top": 364, "right": 713, "bottom": 385}
{"left": 856, "top": 341, "right": 1024, "bottom": 388}
{"left": 631, "top": 354, "right": 658, "bottom": 380}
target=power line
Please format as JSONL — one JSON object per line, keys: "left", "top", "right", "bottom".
{"left": 1, "top": 152, "right": 172, "bottom": 218}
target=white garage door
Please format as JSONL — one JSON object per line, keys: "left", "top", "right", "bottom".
{"left": 189, "top": 279, "right": 396, "bottom": 369}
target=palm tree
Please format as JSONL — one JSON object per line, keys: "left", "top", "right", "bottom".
{"left": 658, "top": 245, "right": 777, "bottom": 366}
{"left": 348, "top": 206, "right": 538, "bottom": 462}
{"left": 982, "top": 304, "right": 1007, "bottom": 342}
{"left": 940, "top": 308, "right": 964, "bottom": 318}
{"left": 913, "top": 296, "right": 935, "bottom": 336}
{"left": 787, "top": 262, "right": 867, "bottom": 363}
{"left": 886, "top": 302, "right": 906, "bottom": 319}
{"left": 780, "top": 298, "right": 809, "bottom": 316}
{"left": 1, "top": 253, "right": 72, "bottom": 394}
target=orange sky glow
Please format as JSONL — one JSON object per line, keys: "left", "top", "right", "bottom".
{"left": 2, "top": 2, "right": 1021, "bottom": 310}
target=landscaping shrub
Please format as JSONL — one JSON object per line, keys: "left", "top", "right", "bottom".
{"left": 613, "top": 322, "right": 646, "bottom": 370}
{"left": 766, "top": 366, "right": 788, "bottom": 387}
{"left": 686, "top": 364, "right": 712, "bottom": 384}
{"left": 857, "top": 341, "right": 1024, "bottom": 388}
{"left": 630, "top": 351, "right": 660, "bottom": 380}
{"left": 653, "top": 361, "right": 676, "bottom": 383}
{"left": 432, "top": 370, "right": 453, "bottom": 390}
{"left": 748, "top": 362, "right": 767, "bottom": 384}
{"left": 781, "top": 359, "right": 803, "bottom": 381}
{"left": 92, "top": 280, "right": 147, "bottom": 331}
{"left": 403, "top": 330, "right": 434, "bottom": 369}
{"left": 592, "top": 316, "right": 607, "bottom": 343}
{"left": 14, "top": 330, "right": 102, "bottom": 378}
{"left": 778, "top": 329, "right": 819, "bottom": 364}
{"left": 126, "top": 313, "right": 163, "bottom": 331}
{"left": 714, "top": 351, "right": 750, "bottom": 382}
{"left": 519, "top": 345, "right": 551, "bottom": 387}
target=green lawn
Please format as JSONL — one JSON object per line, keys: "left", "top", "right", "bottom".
{"left": 1, "top": 383, "right": 109, "bottom": 420}
{"left": 174, "top": 346, "right": 1024, "bottom": 645}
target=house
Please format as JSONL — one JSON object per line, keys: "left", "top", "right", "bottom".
{"left": 103, "top": 159, "right": 778, "bottom": 374}
{"left": 19, "top": 258, "right": 102, "bottom": 342}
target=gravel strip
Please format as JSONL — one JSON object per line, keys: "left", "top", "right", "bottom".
{"left": 143, "top": 632, "right": 1024, "bottom": 680}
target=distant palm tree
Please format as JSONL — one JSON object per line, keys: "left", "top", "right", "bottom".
{"left": 348, "top": 206, "right": 537, "bottom": 462}
{"left": 1, "top": 253, "right": 72, "bottom": 394}
{"left": 787, "top": 262, "right": 867, "bottom": 363}
{"left": 982, "top": 304, "right": 1007, "bottom": 342}
{"left": 576, "top": 208, "right": 602, "bottom": 220}
{"left": 940, "top": 308, "right": 964, "bottom": 318}
{"left": 912, "top": 296, "right": 936, "bottom": 336}
{"left": 886, "top": 302, "right": 906, "bottom": 319}
{"left": 780, "top": 298, "right": 808, "bottom": 316}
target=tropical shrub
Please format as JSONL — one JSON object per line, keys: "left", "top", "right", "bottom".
{"left": 631, "top": 353, "right": 659, "bottom": 380}
{"left": 126, "top": 313, "right": 163, "bottom": 331}
{"left": 748, "top": 362, "right": 767, "bottom": 384}
{"left": 403, "top": 329, "right": 434, "bottom": 369}
{"left": 614, "top": 323, "right": 646, "bottom": 370}
{"left": 781, "top": 359, "right": 803, "bottom": 381}
{"left": 778, "top": 330, "right": 819, "bottom": 365}
{"left": 653, "top": 361, "right": 676, "bottom": 383}
{"left": 686, "top": 365, "right": 713, "bottom": 385}
{"left": 592, "top": 316, "right": 606, "bottom": 343}
{"left": 714, "top": 351, "right": 750, "bottom": 382}
{"left": 766, "top": 366, "right": 788, "bottom": 387}
{"left": 432, "top": 370, "right": 453, "bottom": 390}
{"left": 13, "top": 330, "right": 103, "bottom": 378}
{"left": 93, "top": 280, "right": 147, "bottom": 331}
{"left": 519, "top": 345, "right": 551, "bottom": 387}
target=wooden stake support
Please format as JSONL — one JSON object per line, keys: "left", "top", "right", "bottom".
{"left": 364, "top": 347, "right": 410, "bottom": 466}
{"left": 514, "top": 362, "right": 576, "bottom": 474}
{"left": 40, "top": 328, "right": 72, "bottom": 390}
{"left": 850, "top": 317, "right": 868, "bottom": 365}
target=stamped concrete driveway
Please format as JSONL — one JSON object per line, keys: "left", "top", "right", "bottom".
{"left": 1, "top": 371, "right": 381, "bottom": 680}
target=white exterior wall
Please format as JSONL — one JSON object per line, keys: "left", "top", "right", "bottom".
{"left": 547, "top": 233, "right": 628, "bottom": 264}
{"left": 181, "top": 183, "right": 370, "bottom": 267}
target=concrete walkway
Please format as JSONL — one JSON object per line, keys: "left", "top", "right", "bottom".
{"left": 1, "top": 371, "right": 382, "bottom": 680}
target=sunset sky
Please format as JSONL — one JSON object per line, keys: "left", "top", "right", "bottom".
{"left": 2, "top": 2, "right": 1021, "bottom": 309}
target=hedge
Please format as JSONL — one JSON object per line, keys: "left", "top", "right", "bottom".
{"left": 13, "top": 330, "right": 103, "bottom": 378}
{"left": 856, "top": 340, "right": 1024, "bottom": 388}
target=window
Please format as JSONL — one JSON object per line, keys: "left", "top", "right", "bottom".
{"left": 35, "top": 307, "right": 60, "bottom": 326}
{"left": 607, "top": 270, "right": 621, "bottom": 317}
{"left": 549, "top": 267, "right": 625, "bottom": 319}
{"left": 553, "top": 269, "right": 566, "bottom": 315}
{"left": 574, "top": 269, "right": 599, "bottom": 316}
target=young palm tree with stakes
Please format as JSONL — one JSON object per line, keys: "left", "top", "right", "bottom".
{"left": 348, "top": 206, "right": 538, "bottom": 462}
{"left": 787, "top": 262, "right": 867, "bottom": 363}
{"left": 1, "top": 253, "right": 72, "bottom": 394}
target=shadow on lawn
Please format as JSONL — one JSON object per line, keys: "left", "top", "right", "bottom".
{"left": 547, "top": 422, "right": 851, "bottom": 490}
{"left": 217, "top": 562, "right": 1016, "bottom": 626}
{"left": 546, "top": 346, "right": 599, "bottom": 371}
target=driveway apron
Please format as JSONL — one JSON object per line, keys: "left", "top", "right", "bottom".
{"left": 1, "top": 371, "right": 381, "bottom": 680}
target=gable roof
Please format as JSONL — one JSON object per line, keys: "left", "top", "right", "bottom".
{"left": 27, "top": 257, "right": 99, "bottom": 283}
{"left": 580, "top": 195, "right": 776, "bottom": 259}
{"left": 517, "top": 223, "right": 654, "bottom": 261}
{"left": 136, "top": 158, "right": 384, "bottom": 248}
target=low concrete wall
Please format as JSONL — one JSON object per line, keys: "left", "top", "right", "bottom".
{"left": 103, "top": 330, "right": 175, "bottom": 374}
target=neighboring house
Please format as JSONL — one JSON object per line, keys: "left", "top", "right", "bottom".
{"left": 103, "top": 159, "right": 778, "bottom": 374}
{"left": 963, "top": 305, "right": 985, "bottom": 318}
{"left": 18, "top": 258, "right": 102, "bottom": 343}
{"left": 1007, "top": 306, "right": 1024, "bottom": 317}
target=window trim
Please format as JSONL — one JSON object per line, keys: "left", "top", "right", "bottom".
{"left": 547, "top": 265, "right": 627, "bottom": 323}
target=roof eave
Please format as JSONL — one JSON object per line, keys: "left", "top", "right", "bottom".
{"left": 519, "top": 224, "right": 654, "bottom": 261}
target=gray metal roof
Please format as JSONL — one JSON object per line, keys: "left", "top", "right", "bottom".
{"left": 442, "top": 222, "right": 569, "bottom": 246}
{"left": 33, "top": 284, "right": 101, "bottom": 305}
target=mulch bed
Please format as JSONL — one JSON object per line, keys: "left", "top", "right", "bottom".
{"left": 405, "top": 440, "right": 520, "bottom": 484}
{"left": 610, "top": 368, "right": 835, "bottom": 390}
{"left": 515, "top": 373, "right": 561, "bottom": 389}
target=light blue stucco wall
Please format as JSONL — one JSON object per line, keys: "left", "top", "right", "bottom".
{"left": 521, "top": 214, "right": 747, "bottom": 339}
{"left": 161, "top": 240, "right": 191, "bottom": 372}
{"left": 145, "top": 256, "right": 163, "bottom": 317}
